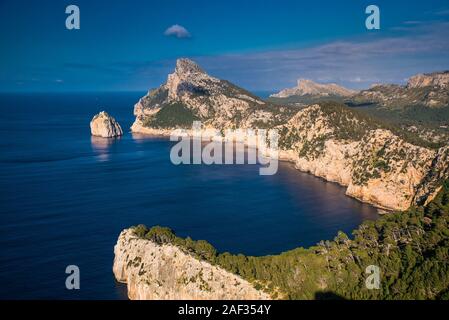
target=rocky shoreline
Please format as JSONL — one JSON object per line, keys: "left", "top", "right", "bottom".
{"left": 128, "top": 59, "right": 448, "bottom": 211}
{"left": 131, "top": 117, "right": 446, "bottom": 212}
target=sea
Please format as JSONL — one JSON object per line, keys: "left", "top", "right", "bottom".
{"left": 0, "top": 92, "right": 378, "bottom": 299}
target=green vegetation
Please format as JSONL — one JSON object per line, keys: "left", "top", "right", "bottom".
{"left": 316, "top": 102, "right": 381, "bottom": 140}
{"left": 133, "top": 180, "right": 449, "bottom": 300}
{"left": 144, "top": 102, "right": 200, "bottom": 129}
{"left": 352, "top": 105, "right": 449, "bottom": 149}
{"left": 316, "top": 102, "right": 445, "bottom": 148}
{"left": 142, "top": 87, "right": 169, "bottom": 107}
{"left": 278, "top": 102, "right": 444, "bottom": 164}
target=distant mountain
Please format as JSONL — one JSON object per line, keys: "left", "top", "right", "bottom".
{"left": 350, "top": 71, "right": 449, "bottom": 109}
{"left": 270, "top": 79, "right": 357, "bottom": 98}
{"left": 407, "top": 71, "right": 449, "bottom": 89}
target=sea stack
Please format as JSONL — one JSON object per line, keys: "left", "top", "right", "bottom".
{"left": 90, "top": 111, "right": 123, "bottom": 138}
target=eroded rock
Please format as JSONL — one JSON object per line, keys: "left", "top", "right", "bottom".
{"left": 90, "top": 111, "right": 123, "bottom": 138}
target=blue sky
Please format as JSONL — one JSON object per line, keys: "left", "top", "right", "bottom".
{"left": 1, "top": 0, "right": 449, "bottom": 92}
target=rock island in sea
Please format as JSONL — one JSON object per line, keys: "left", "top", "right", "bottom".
{"left": 90, "top": 111, "right": 123, "bottom": 138}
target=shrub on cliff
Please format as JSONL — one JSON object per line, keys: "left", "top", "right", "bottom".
{"left": 144, "top": 102, "right": 200, "bottom": 129}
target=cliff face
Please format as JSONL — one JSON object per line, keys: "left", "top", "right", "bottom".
{"left": 113, "top": 229, "right": 270, "bottom": 300}
{"left": 351, "top": 71, "right": 449, "bottom": 109}
{"left": 90, "top": 111, "right": 123, "bottom": 138}
{"left": 278, "top": 104, "right": 441, "bottom": 210}
{"left": 413, "top": 145, "right": 449, "bottom": 206}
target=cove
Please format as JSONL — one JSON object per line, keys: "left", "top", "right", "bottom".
{"left": 0, "top": 92, "right": 379, "bottom": 299}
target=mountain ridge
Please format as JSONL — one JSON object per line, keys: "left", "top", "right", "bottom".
{"left": 351, "top": 71, "right": 449, "bottom": 109}
{"left": 270, "top": 79, "right": 357, "bottom": 98}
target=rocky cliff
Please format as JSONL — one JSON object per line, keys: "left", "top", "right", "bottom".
{"left": 131, "top": 58, "right": 296, "bottom": 132}
{"left": 131, "top": 59, "right": 449, "bottom": 211}
{"left": 113, "top": 228, "right": 270, "bottom": 300}
{"left": 90, "top": 111, "right": 123, "bottom": 138}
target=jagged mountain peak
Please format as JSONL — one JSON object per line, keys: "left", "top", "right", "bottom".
{"left": 174, "top": 58, "right": 206, "bottom": 76}
{"left": 134, "top": 58, "right": 280, "bottom": 129}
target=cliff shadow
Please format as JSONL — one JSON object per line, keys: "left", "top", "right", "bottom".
{"left": 314, "top": 291, "right": 347, "bottom": 300}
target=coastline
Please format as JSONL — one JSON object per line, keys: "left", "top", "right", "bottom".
{"left": 130, "top": 119, "right": 393, "bottom": 212}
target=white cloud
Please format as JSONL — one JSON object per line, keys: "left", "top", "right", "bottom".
{"left": 189, "top": 22, "right": 449, "bottom": 90}
{"left": 164, "top": 24, "right": 191, "bottom": 39}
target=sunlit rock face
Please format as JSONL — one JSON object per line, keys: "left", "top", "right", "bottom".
{"left": 276, "top": 103, "right": 448, "bottom": 211}
{"left": 407, "top": 72, "right": 449, "bottom": 89}
{"left": 113, "top": 229, "right": 270, "bottom": 300}
{"left": 90, "top": 111, "right": 123, "bottom": 138}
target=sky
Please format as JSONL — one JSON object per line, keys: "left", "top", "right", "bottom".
{"left": 1, "top": 0, "right": 449, "bottom": 92}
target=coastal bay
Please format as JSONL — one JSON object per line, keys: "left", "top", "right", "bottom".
{"left": 0, "top": 92, "right": 378, "bottom": 299}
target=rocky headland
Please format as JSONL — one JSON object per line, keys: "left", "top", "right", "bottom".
{"left": 130, "top": 58, "right": 449, "bottom": 211}
{"left": 113, "top": 228, "right": 270, "bottom": 300}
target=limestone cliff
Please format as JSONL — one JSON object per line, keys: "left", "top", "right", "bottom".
{"left": 131, "top": 59, "right": 449, "bottom": 211}
{"left": 113, "top": 228, "right": 270, "bottom": 300}
{"left": 132, "top": 58, "right": 296, "bottom": 131}
{"left": 278, "top": 103, "right": 442, "bottom": 210}
{"left": 90, "top": 111, "right": 123, "bottom": 138}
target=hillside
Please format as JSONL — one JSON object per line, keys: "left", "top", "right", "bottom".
{"left": 268, "top": 79, "right": 356, "bottom": 106}
{"left": 350, "top": 71, "right": 449, "bottom": 109}
{"left": 346, "top": 72, "right": 449, "bottom": 146}
{"left": 276, "top": 102, "right": 448, "bottom": 210}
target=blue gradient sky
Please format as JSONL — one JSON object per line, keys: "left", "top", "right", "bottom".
{"left": 1, "top": 0, "right": 449, "bottom": 92}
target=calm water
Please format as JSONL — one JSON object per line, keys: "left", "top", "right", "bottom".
{"left": 0, "top": 93, "right": 378, "bottom": 299}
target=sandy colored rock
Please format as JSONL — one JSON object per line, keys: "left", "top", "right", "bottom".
{"left": 90, "top": 111, "right": 123, "bottom": 138}
{"left": 113, "top": 229, "right": 270, "bottom": 300}
{"left": 407, "top": 71, "right": 449, "bottom": 89}
{"left": 271, "top": 79, "right": 356, "bottom": 98}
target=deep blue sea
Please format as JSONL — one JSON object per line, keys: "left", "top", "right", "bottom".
{"left": 0, "top": 93, "right": 378, "bottom": 299}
